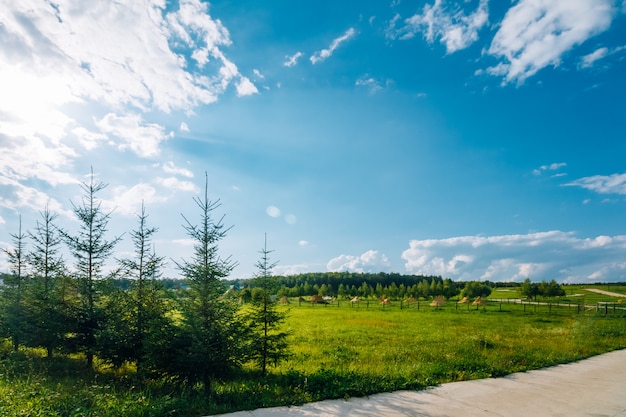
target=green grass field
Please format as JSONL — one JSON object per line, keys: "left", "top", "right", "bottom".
{"left": 1, "top": 294, "right": 625, "bottom": 416}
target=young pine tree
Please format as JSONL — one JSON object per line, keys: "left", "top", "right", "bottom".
{"left": 244, "top": 235, "right": 289, "bottom": 376}
{"left": 174, "top": 173, "right": 239, "bottom": 393}
{"left": 26, "top": 206, "right": 67, "bottom": 357}
{"left": 100, "top": 202, "right": 167, "bottom": 375}
{"left": 1, "top": 216, "right": 28, "bottom": 352}
{"left": 61, "top": 170, "right": 120, "bottom": 368}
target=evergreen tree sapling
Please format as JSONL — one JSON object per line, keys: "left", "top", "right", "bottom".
{"left": 1, "top": 216, "right": 28, "bottom": 351}
{"left": 26, "top": 206, "right": 67, "bottom": 357}
{"left": 244, "top": 234, "right": 289, "bottom": 376}
{"left": 100, "top": 202, "right": 167, "bottom": 374}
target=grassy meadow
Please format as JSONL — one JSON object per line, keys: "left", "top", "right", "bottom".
{"left": 1, "top": 285, "right": 625, "bottom": 416}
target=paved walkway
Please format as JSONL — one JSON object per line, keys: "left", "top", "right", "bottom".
{"left": 210, "top": 348, "right": 626, "bottom": 417}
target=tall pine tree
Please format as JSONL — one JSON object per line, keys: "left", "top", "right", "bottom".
{"left": 61, "top": 169, "right": 120, "bottom": 368}
{"left": 174, "top": 173, "right": 239, "bottom": 393}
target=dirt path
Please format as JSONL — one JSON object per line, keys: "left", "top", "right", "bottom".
{"left": 210, "top": 349, "right": 626, "bottom": 417}
{"left": 585, "top": 288, "right": 626, "bottom": 297}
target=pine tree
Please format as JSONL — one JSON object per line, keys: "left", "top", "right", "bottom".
{"left": 27, "top": 206, "right": 67, "bottom": 357}
{"left": 60, "top": 169, "right": 120, "bottom": 368}
{"left": 1, "top": 216, "right": 28, "bottom": 351}
{"left": 244, "top": 234, "right": 289, "bottom": 376}
{"left": 174, "top": 173, "right": 239, "bottom": 393}
{"left": 101, "top": 202, "right": 167, "bottom": 374}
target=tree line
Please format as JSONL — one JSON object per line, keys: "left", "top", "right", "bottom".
{"left": 243, "top": 274, "right": 565, "bottom": 302}
{"left": 0, "top": 171, "right": 288, "bottom": 391}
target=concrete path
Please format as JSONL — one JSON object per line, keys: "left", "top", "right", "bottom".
{"left": 210, "top": 348, "right": 626, "bottom": 417}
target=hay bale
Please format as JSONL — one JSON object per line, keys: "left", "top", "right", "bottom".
{"left": 429, "top": 295, "right": 445, "bottom": 307}
{"left": 472, "top": 296, "right": 486, "bottom": 305}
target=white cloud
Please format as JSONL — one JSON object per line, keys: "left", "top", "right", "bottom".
{"left": 253, "top": 69, "right": 264, "bottom": 79}
{"left": 0, "top": 137, "right": 78, "bottom": 187}
{"left": 95, "top": 113, "right": 170, "bottom": 158}
{"left": 565, "top": 173, "right": 626, "bottom": 195}
{"left": 72, "top": 127, "right": 110, "bottom": 151}
{"left": 310, "top": 28, "right": 356, "bottom": 64}
{"left": 274, "top": 263, "right": 311, "bottom": 276}
{"left": 486, "top": 0, "right": 616, "bottom": 84}
{"left": 402, "top": 231, "right": 626, "bottom": 282}
{"left": 266, "top": 205, "right": 281, "bottom": 218}
{"left": 180, "top": 122, "right": 190, "bottom": 132}
{"left": 0, "top": 0, "right": 253, "bottom": 192}
{"left": 355, "top": 76, "right": 389, "bottom": 94}
{"left": 533, "top": 162, "right": 567, "bottom": 176}
{"left": 104, "top": 183, "right": 167, "bottom": 216}
{"left": 391, "top": 0, "right": 489, "bottom": 53}
{"left": 298, "top": 240, "right": 309, "bottom": 246}
{"left": 579, "top": 45, "right": 626, "bottom": 69}
{"left": 157, "top": 176, "right": 198, "bottom": 193}
{"left": 235, "top": 76, "right": 259, "bottom": 96}
{"left": 162, "top": 161, "right": 194, "bottom": 178}
{"left": 327, "top": 249, "right": 391, "bottom": 273}
{"left": 283, "top": 51, "right": 303, "bottom": 67}
{"left": 0, "top": 216, "right": 5, "bottom": 225}
{"left": 0, "top": 177, "right": 73, "bottom": 219}
{"left": 580, "top": 47, "right": 609, "bottom": 68}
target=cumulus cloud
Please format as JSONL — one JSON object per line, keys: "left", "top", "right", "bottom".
{"left": 0, "top": 136, "right": 78, "bottom": 187}
{"left": 235, "top": 76, "right": 259, "bottom": 96}
{"left": 283, "top": 51, "right": 303, "bottom": 67}
{"left": 0, "top": 176, "right": 73, "bottom": 219}
{"left": 310, "top": 28, "right": 356, "bottom": 64}
{"left": 402, "top": 231, "right": 626, "bottom": 282}
{"left": 327, "top": 249, "right": 391, "bottom": 273}
{"left": 389, "top": 0, "right": 489, "bottom": 53}
{"left": 298, "top": 240, "right": 309, "bottom": 246}
{"left": 485, "top": 0, "right": 616, "bottom": 84}
{"left": 0, "top": 0, "right": 254, "bottom": 214}
{"left": 565, "top": 173, "right": 626, "bottom": 195}
{"left": 96, "top": 113, "right": 171, "bottom": 158}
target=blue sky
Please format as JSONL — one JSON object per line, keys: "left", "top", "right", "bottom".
{"left": 1, "top": 0, "right": 626, "bottom": 283}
